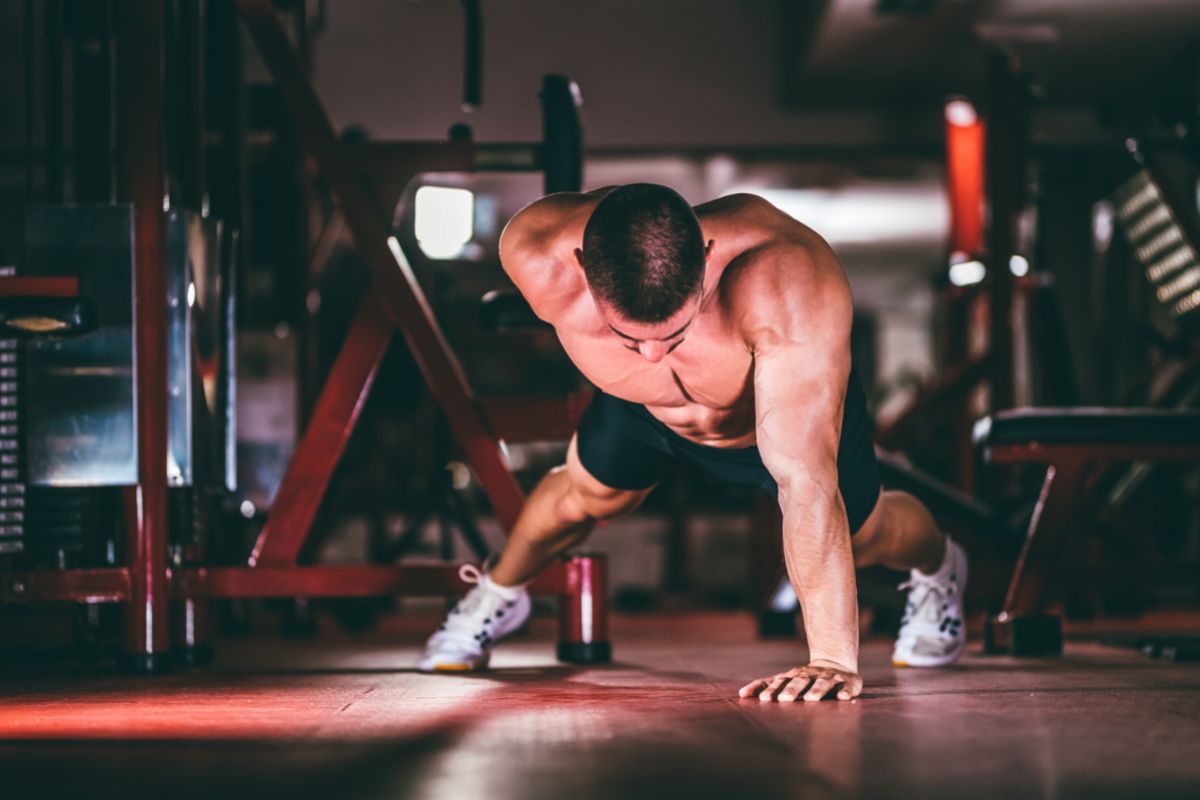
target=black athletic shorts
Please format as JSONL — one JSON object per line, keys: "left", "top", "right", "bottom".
{"left": 574, "top": 367, "right": 881, "bottom": 534}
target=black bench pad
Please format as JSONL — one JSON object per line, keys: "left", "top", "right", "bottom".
{"left": 974, "top": 408, "right": 1200, "bottom": 447}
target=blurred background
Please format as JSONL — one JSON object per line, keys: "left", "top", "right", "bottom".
{"left": 0, "top": 0, "right": 1198, "bottom": 651}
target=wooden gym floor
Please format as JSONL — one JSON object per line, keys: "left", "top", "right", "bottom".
{"left": 1, "top": 611, "right": 1198, "bottom": 799}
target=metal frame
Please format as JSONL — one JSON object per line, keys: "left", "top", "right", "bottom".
{"left": 876, "top": 52, "right": 1029, "bottom": 489}
{"left": 982, "top": 428, "right": 1200, "bottom": 636}
{"left": 0, "top": 0, "right": 608, "bottom": 668}
{"left": 116, "top": 0, "right": 171, "bottom": 670}
{"left": 0, "top": 277, "right": 80, "bottom": 298}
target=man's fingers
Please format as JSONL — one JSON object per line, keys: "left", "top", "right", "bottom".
{"left": 778, "top": 676, "right": 813, "bottom": 702}
{"left": 738, "top": 668, "right": 863, "bottom": 702}
{"left": 759, "top": 674, "right": 792, "bottom": 701}
{"left": 803, "top": 676, "right": 839, "bottom": 702}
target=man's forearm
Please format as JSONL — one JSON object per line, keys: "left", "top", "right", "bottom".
{"left": 780, "top": 493, "right": 859, "bottom": 671}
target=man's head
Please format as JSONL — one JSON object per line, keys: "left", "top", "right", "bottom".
{"left": 575, "top": 184, "right": 710, "bottom": 361}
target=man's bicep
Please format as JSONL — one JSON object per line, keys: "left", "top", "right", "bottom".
{"left": 753, "top": 345, "right": 848, "bottom": 496}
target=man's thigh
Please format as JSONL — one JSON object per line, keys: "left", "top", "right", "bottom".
{"left": 572, "top": 391, "right": 676, "bottom": 492}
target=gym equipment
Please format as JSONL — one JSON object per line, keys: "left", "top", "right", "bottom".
{"left": 0, "top": 0, "right": 606, "bottom": 670}
{"left": 875, "top": 52, "right": 1045, "bottom": 491}
{"left": 0, "top": 0, "right": 602, "bottom": 668}
{"left": 1112, "top": 147, "right": 1200, "bottom": 329}
{"left": 0, "top": 200, "right": 237, "bottom": 665}
{"left": 975, "top": 408, "right": 1200, "bottom": 655}
{"left": 1100, "top": 635, "right": 1200, "bottom": 663}
{"left": 21, "top": 206, "right": 138, "bottom": 489}
{"left": 236, "top": 0, "right": 603, "bottom": 658}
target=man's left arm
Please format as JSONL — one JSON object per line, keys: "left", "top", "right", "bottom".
{"left": 734, "top": 251, "right": 862, "bottom": 703}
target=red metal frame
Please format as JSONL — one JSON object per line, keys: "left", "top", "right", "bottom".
{"left": 1, "top": 568, "right": 130, "bottom": 604}
{"left": 178, "top": 562, "right": 569, "bottom": 599}
{"left": 987, "top": 437, "right": 1200, "bottom": 621}
{"left": 986, "top": 442, "right": 1200, "bottom": 465}
{"left": 0, "top": 276, "right": 80, "bottom": 298}
{"left": 228, "top": 0, "right": 603, "bottom": 653}
{"left": 998, "top": 461, "right": 1087, "bottom": 616}
{"left": 117, "top": 0, "right": 171, "bottom": 667}
{"left": 249, "top": 300, "right": 392, "bottom": 566}
{"left": 482, "top": 391, "right": 593, "bottom": 444}
{"left": 0, "top": 1, "right": 609, "bottom": 668}
{"left": 238, "top": 0, "right": 525, "bottom": 531}
{"left": 0, "top": 563, "right": 568, "bottom": 603}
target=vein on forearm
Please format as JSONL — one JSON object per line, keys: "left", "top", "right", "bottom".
{"left": 778, "top": 485, "right": 859, "bottom": 669}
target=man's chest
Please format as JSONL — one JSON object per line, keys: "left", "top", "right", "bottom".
{"left": 555, "top": 327, "right": 755, "bottom": 410}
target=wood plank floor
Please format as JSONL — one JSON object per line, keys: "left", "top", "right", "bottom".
{"left": 2, "top": 612, "right": 1198, "bottom": 799}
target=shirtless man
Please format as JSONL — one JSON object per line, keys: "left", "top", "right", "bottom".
{"left": 419, "top": 184, "right": 968, "bottom": 701}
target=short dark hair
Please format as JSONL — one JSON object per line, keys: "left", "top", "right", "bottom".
{"left": 581, "top": 184, "right": 705, "bottom": 323}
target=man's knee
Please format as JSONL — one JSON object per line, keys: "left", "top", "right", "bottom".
{"left": 567, "top": 479, "right": 648, "bottom": 521}
{"left": 850, "top": 493, "right": 890, "bottom": 568}
{"left": 560, "top": 436, "right": 652, "bottom": 522}
{"left": 851, "top": 490, "right": 939, "bottom": 568}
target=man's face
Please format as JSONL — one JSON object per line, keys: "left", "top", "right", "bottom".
{"left": 595, "top": 293, "right": 702, "bottom": 364}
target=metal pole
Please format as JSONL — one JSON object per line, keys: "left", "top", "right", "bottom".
{"left": 116, "top": 0, "right": 172, "bottom": 672}
{"left": 984, "top": 51, "right": 1027, "bottom": 412}
{"left": 460, "top": 0, "right": 483, "bottom": 112}
{"left": 43, "top": 0, "right": 64, "bottom": 202}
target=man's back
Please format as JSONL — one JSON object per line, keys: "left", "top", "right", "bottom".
{"left": 498, "top": 190, "right": 854, "bottom": 448}
{"left": 424, "top": 183, "right": 959, "bottom": 694}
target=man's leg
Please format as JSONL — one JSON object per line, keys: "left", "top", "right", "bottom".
{"left": 852, "top": 490, "right": 968, "bottom": 668}
{"left": 489, "top": 436, "right": 654, "bottom": 586}
{"left": 418, "top": 435, "right": 653, "bottom": 671}
{"left": 850, "top": 490, "right": 945, "bottom": 573}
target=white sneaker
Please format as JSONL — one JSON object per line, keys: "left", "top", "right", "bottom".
{"left": 418, "top": 564, "right": 531, "bottom": 673}
{"left": 892, "top": 538, "right": 968, "bottom": 668}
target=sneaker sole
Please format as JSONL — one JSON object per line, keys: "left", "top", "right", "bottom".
{"left": 892, "top": 645, "right": 965, "bottom": 668}
{"left": 431, "top": 662, "right": 484, "bottom": 673}
{"left": 419, "top": 653, "right": 491, "bottom": 673}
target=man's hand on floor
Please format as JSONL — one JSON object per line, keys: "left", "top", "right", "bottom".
{"left": 738, "top": 660, "right": 863, "bottom": 702}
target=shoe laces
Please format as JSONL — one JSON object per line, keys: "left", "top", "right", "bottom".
{"left": 437, "top": 565, "right": 507, "bottom": 643}
{"left": 459, "top": 563, "right": 484, "bottom": 585}
{"left": 898, "top": 570, "right": 955, "bottom": 628}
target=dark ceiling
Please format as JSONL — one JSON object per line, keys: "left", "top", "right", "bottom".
{"left": 784, "top": 0, "right": 1200, "bottom": 112}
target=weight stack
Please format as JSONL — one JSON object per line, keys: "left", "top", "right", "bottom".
{"left": 0, "top": 265, "right": 23, "bottom": 556}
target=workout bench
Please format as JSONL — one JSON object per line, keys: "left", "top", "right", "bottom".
{"left": 974, "top": 407, "right": 1200, "bottom": 655}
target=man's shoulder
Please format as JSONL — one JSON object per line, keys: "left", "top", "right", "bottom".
{"left": 719, "top": 224, "right": 851, "bottom": 340}
{"left": 498, "top": 193, "right": 596, "bottom": 322}
{"left": 723, "top": 231, "right": 845, "bottom": 302}
{"left": 499, "top": 189, "right": 618, "bottom": 266}
{"left": 502, "top": 194, "right": 583, "bottom": 251}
